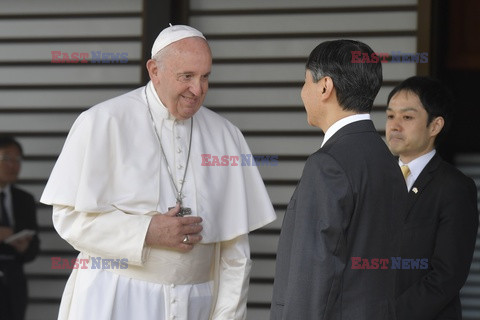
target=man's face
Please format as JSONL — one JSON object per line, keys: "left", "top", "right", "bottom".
{"left": 386, "top": 90, "right": 440, "bottom": 163}
{"left": 0, "top": 145, "right": 22, "bottom": 187}
{"left": 152, "top": 37, "right": 212, "bottom": 120}
{"left": 301, "top": 70, "right": 323, "bottom": 127}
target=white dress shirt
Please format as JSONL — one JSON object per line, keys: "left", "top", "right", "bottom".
{"left": 399, "top": 149, "right": 436, "bottom": 191}
{"left": 0, "top": 185, "right": 14, "bottom": 226}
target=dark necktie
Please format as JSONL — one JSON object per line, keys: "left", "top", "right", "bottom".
{"left": 0, "top": 191, "right": 10, "bottom": 227}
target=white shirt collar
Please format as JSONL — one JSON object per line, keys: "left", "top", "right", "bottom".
{"left": 399, "top": 149, "right": 436, "bottom": 191}
{"left": 321, "top": 113, "right": 371, "bottom": 147}
{"left": 0, "top": 184, "right": 11, "bottom": 198}
{"left": 0, "top": 184, "right": 14, "bottom": 225}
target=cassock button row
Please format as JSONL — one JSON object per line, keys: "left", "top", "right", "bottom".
{"left": 177, "top": 148, "right": 182, "bottom": 153}
{"left": 177, "top": 164, "right": 183, "bottom": 169}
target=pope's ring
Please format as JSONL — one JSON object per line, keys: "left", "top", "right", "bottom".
{"left": 182, "top": 235, "right": 189, "bottom": 244}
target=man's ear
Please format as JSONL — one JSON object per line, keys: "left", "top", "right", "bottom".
{"left": 321, "top": 76, "right": 335, "bottom": 100}
{"left": 146, "top": 59, "right": 159, "bottom": 82}
{"left": 429, "top": 116, "right": 445, "bottom": 137}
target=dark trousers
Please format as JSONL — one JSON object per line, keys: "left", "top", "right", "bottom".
{"left": 0, "top": 261, "right": 28, "bottom": 320}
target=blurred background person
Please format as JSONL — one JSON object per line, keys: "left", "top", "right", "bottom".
{"left": 0, "top": 134, "right": 40, "bottom": 320}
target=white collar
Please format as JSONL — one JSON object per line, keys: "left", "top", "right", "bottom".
{"left": 147, "top": 81, "right": 176, "bottom": 121}
{"left": 321, "top": 113, "right": 371, "bottom": 147}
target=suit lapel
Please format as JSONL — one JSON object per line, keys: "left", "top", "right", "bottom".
{"left": 10, "top": 186, "right": 26, "bottom": 231}
{"left": 404, "top": 154, "right": 442, "bottom": 219}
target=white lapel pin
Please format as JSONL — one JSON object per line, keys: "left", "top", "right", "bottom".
{"left": 412, "top": 187, "right": 418, "bottom": 194}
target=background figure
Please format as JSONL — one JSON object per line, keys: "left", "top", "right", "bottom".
{"left": 270, "top": 40, "right": 407, "bottom": 319}
{"left": 41, "top": 25, "right": 275, "bottom": 320}
{"left": 0, "top": 135, "right": 40, "bottom": 320}
{"left": 386, "top": 76, "right": 479, "bottom": 320}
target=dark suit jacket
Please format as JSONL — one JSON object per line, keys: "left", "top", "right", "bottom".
{"left": 270, "top": 120, "right": 407, "bottom": 320}
{"left": 395, "top": 154, "right": 479, "bottom": 320}
{"left": 0, "top": 185, "right": 40, "bottom": 320}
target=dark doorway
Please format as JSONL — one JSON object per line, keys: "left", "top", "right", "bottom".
{"left": 141, "top": 0, "right": 190, "bottom": 83}
{"left": 431, "top": 0, "right": 480, "bottom": 163}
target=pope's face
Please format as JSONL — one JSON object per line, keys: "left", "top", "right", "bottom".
{"left": 153, "top": 37, "right": 212, "bottom": 120}
{"left": 0, "top": 145, "right": 21, "bottom": 188}
{"left": 386, "top": 90, "right": 439, "bottom": 163}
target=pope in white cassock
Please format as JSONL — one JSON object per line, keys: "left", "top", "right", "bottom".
{"left": 41, "top": 25, "right": 276, "bottom": 320}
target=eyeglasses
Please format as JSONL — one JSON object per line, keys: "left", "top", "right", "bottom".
{"left": 0, "top": 155, "right": 22, "bottom": 164}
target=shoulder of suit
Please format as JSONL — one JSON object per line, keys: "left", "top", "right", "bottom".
{"left": 434, "top": 158, "right": 476, "bottom": 188}
{"left": 321, "top": 126, "right": 385, "bottom": 159}
{"left": 11, "top": 185, "right": 35, "bottom": 200}
{"left": 307, "top": 149, "right": 344, "bottom": 170}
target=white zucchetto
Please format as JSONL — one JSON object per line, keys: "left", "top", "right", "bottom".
{"left": 151, "top": 24, "right": 206, "bottom": 58}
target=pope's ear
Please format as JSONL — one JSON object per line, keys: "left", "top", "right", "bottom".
{"left": 146, "top": 59, "right": 159, "bottom": 80}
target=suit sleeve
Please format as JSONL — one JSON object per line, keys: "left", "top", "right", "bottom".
{"left": 52, "top": 205, "right": 152, "bottom": 265}
{"left": 17, "top": 192, "right": 40, "bottom": 263}
{"left": 396, "top": 176, "right": 479, "bottom": 319}
{"left": 0, "top": 191, "right": 40, "bottom": 263}
{"left": 281, "top": 153, "right": 354, "bottom": 318}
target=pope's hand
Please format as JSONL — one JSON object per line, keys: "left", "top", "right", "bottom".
{"left": 145, "top": 204, "right": 203, "bottom": 252}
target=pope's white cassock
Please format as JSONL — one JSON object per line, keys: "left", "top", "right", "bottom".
{"left": 41, "top": 81, "right": 276, "bottom": 320}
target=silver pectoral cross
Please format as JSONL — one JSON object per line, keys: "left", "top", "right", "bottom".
{"left": 168, "top": 198, "right": 192, "bottom": 217}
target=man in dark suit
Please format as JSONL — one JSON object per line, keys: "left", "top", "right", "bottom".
{"left": 0, "top": 135, "right": 40, "bottom": 320}
{"left": 270, "top": 40, "right": 407, "bottom": 319}
{"left": 386, "top": 76, "right": 479, "bottom": 319}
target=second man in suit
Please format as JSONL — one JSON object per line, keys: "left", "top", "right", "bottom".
{"left": 386, "top": 76, "right": 479, "bottom": 319}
